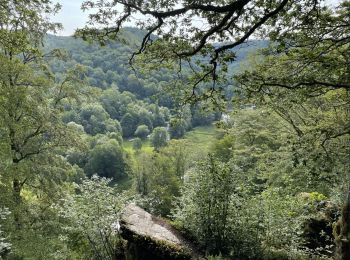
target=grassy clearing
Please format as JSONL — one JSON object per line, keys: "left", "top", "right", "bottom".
{"left": 123, "top": 138, "right": 153, "bottom": 155}
{"left": 123, "top": 124, "right": 221, "bottom": 160}
{"left": 183, "top": 125, "right": 222, "bottom": 153}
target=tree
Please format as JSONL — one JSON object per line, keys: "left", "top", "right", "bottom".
{"left": 150, "top": 127, "right": 168, "bottom": 151}
{"left": 169, "top": 118, "right": 187, "bottom": 139}
{"left": 174, "top": 155, "right": 237, "bottom": 254}
{"left": 191, "top": 104, "right": 218, "bottom": 127}
{"left": 134, "top": 124, "right": 150, "bottom": 140}
{"left": 56, "top": 176, "right": 128, "bottom": 259}
{"left": 233, "top": 2, "right": 350, "bottom": 257}
{"left": 132, "top": 152, "right": 181, "bottom": 216}
{"left": 152, "top": 104, "right": 167, "bottom": 128}
{"left": 79, "top": 103, "right": 120, "bottom": 135}
{"left": 79, "top": 0, "right": 320, "bottom": 102}
{"left": 132, "top": 137, "right": 142, "bottom": 151}
{"left": 137, "top": 109, "right": 154, "bottom": 131}
{"left": 162, "top": 140, "right": 190, "bottom": 179}
{"left": 211, "top": 134, "right": 235, "bottom": 163}
{"left": 100, "top": 88, "right": 135, "bottom": 121}
{"left": 0, "top": 3, "right": 94, "bottom": 253}
{"left": 120, "top": 112, "right": 138, "bottom": 138}
{"left": 126, "top": 74, "right": 145, "bottom": 97}
{"left": 85, "top": 139, "right": 126, "bottom": 180}
{"left": 0, "top": 0, "right": 59, "bottom": 201}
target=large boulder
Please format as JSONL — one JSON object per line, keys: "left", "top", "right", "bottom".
{"left": 120, "top": 204, "right": 197, "bottom": 260}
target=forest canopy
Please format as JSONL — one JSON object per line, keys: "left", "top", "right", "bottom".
{"left": 0, "top": 0, "right": 349, "bottom": 259}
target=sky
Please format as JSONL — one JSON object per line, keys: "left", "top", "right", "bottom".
{"left": 53, "top": 0, "right": 87, "bottom": 36}
{"left": 53, "top": 0, "right": 342, "bottom": 36}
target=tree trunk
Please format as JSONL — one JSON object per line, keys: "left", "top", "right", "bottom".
{"left": 13, "top": 178, "right": 21, "bottom": 204}
{"left": 334, "top": 179, "right": 350, "bottom": 259}
{"left": 12, "top": 178, "right": 22, "bottom": 230}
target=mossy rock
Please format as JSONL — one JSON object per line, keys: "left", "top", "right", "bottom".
{"left": 120, "top": 204, "right": 198, "bottom": 260}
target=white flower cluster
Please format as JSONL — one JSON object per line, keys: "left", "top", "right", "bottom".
{"left": 0, "top": 208, "right": 11, "bottom": 254}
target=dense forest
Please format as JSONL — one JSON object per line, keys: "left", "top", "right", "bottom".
{"left": 0, "top": 0, "right": 349, "bottom": 259}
